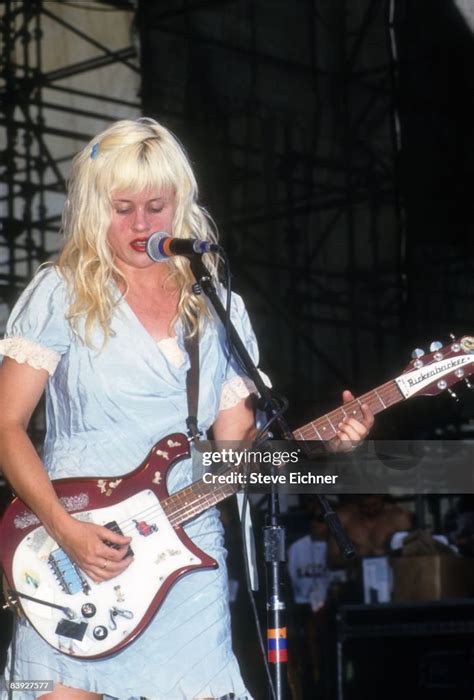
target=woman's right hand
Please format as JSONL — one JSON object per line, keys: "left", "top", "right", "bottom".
{"left": 54, "top": 515, "right": 134, "bottom": 583}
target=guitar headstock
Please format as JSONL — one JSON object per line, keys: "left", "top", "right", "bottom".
{"left": 396, "top": 336, "right": 474, "bottom": 399}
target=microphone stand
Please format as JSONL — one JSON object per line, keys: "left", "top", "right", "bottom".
{"left": 188, "top": 255, "right": 355, "bottom": 700}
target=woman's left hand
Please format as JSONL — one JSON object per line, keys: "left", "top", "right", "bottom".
{"left": 329, "top": 390, "right": 374, "bottom": 452}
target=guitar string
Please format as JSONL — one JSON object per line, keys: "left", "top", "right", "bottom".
{"left": 58, "top": 381, "right": 408, "bottom": 546}
{"left": 164, "top": 383, "right": 406, "bottom": 524}
{"left": 65, "top": 382, "right": 404, "bottom": 539}
{"left": 294, "top": 380, "right": 403, "bottom": 440}
{"left": 55, "top": 354, "right": 474, "bottom": 562}
{"left": 164, "top": 384, "right": 407, "bottom": 525}
{"left": 97, "top": 487, "right": 225, "bottom": 535}
{"left": 27, "top": 357, "right": 471, "bottom": 591}
{"left": 68, "top": 365, "right": 464, "bottom": 533}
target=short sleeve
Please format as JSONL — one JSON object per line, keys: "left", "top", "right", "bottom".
{"left": 0, "top": 266, "right": 70, "bottom": 375}
{"left": 219, "top": 292, "right": 271, "bottom": 411}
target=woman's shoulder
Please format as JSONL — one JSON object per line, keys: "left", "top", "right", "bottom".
{"left": 29, "top": 263, "right": 66, "bottom": 291}
{"left": 17, "top": 264, "right": 68, "bottom": 307}
{"left": 2, "top": 264, "right": 71, "bottom": 365}
{"left": 6, "top": 264, "right": 69, "bottom": 332}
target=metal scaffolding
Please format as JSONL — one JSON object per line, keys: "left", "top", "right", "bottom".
{"left": 139, "top": 0, "right": 405, "bottom": 419}
{"left": 0, "top": 0, "right": 140, "bottom": 332}
{"left": 3, "top": 0, "right": 470, "bottom": 429}
{"left": 0, "top": 0, "right": 140, "bottom": 447}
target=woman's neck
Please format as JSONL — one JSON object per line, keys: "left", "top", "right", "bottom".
{"left": 119, "top": 264, "right": 177, "bottom": 295}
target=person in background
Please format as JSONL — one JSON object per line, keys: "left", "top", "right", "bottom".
{"left": 329, "top": 495, "right": 412, "bottom": 568}
{"left": 288, "top": 502, "right": 331, "bottom": 612}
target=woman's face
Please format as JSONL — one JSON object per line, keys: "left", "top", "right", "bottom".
{"left": 107, "top": 187, "right": 175, "bottom": 273}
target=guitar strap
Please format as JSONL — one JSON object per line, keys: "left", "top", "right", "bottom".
{"left": 184, "top": 328, "right": 202, "bottom": 444}
{"left": 183, "top": 325, "right": 259, "bottom": 592}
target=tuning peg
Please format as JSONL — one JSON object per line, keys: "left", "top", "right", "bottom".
{"left": 465, "top": 378, "right": 473, "bottom": 389}
{"left": 429, "top": 341, "right": 443, "bottom": 352}
{"left": 447, "top": 388, "right": 459, "bottom": 401}
{"left": 411, "top": 348, "right": 425, "bottom": 359}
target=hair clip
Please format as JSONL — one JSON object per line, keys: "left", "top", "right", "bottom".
{"left": 90, "top": 143, "right": 99, "bottom": 160}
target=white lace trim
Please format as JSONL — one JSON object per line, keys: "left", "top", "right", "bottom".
{"left": 219, "top": 375, "right": 258, "bottom": 411}
{"left": 157, "top": 337, "right": 186, "bottom": 368}
{"left": 0, "top": 336, "right": 61, "bottom": 375}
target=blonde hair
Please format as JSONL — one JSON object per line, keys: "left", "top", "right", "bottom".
{"left": 58, "top": 118, "right": 219, "bottom": 346}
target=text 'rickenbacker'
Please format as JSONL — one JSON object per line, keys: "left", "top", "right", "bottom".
{"left": 1, "top": 336, "right": 474, "bottom": 659}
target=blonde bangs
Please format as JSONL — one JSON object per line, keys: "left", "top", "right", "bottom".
{"left": 98, "top": 139, "right": 182, "bottom": 204}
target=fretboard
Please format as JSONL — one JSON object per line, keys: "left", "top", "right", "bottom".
{"left": 164, "top": 465, "right": 240, "bottom": 528}
{"left": 163, "top": 379, "right": 405, "bottom": 528}
{"left": 293, "top": 379, "right": 403, "bottom": 441}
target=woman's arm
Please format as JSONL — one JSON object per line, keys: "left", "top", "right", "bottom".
{"left": 212, "top": 389, "right": 373, "bottom": 446}
{"left": 212, "top": 393, "right": 257, "bottom": 442}
{"left": 0, "top": 357, "right": 132, "bottom": 582}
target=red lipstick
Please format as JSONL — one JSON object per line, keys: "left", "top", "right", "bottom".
{"left": 130, "top": 238, "right": 148, "bottom": 252}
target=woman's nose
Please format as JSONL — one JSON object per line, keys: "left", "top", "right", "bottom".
{"left": 131, "top": 208, "right": 150, "bottom": 231}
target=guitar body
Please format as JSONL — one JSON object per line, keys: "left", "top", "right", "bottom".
{"left": 0, "top": 433, "right": 217, "bottom": 659}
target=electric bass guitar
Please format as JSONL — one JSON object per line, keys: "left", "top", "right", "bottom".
{"left": 1, "top": 335, "right": 474, "bottom": 658}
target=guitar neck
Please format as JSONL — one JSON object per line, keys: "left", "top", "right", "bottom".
{"left": 293, "top": 378, "right": 403, "bottom": 441}
{"left": 163, "top": 379, "right": 405, "bottom": 528}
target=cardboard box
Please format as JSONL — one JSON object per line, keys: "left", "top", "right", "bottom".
{"left": 391, "top": 555, "right": 474, "bottom": 602}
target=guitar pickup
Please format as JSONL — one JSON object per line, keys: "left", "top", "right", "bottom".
{"left": 104, "top": 520, "right": 134, "bottom": 557}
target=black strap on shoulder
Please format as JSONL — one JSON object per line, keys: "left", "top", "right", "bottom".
{"left": 184, "top": 329, "right": 201, "bottom": 442}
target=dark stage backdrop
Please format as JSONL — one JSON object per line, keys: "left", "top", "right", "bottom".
{"left": 137, "top": 0, "right": 474, "bottom": 439}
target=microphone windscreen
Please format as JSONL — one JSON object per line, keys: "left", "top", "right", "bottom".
{"left": 146, "top": 231, "right": 169, "bottom": 263}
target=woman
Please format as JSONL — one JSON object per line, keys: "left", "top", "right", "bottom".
{"left": 0, "top": 118, "right": 373, "bottom": 700}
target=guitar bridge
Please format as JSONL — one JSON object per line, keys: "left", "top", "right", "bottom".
{"left": 48, "top": 549, "right": 90, "bottom": 596}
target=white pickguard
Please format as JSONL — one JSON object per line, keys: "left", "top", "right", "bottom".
{"left": 12, "top": 490, "right": 202, "bottom": 657}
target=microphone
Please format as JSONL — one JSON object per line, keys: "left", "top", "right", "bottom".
{"left": 146, "top": 231, "right": 220, "bottom": 262}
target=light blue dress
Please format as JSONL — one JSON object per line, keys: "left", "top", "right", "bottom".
{"left": 0, "top": 266, "right": 257, "bottom": 700}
